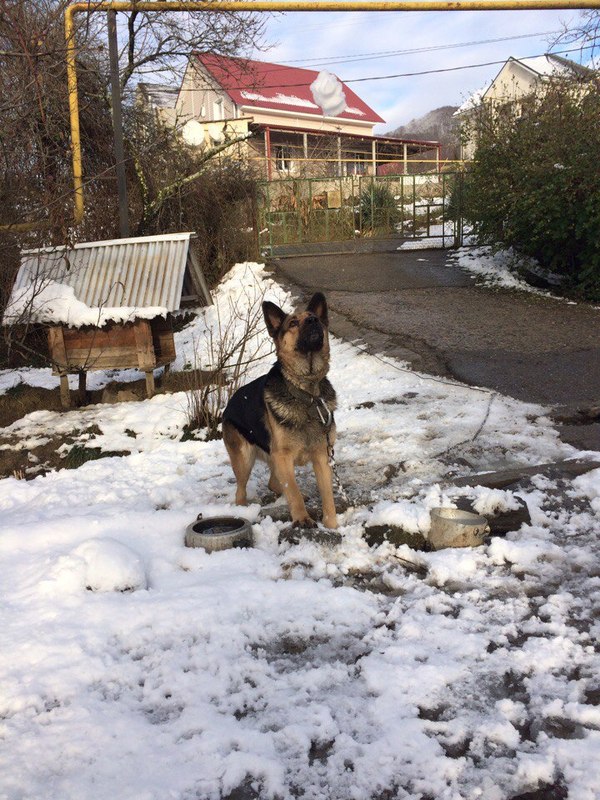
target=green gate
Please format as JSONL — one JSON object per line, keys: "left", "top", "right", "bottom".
{"left": 257, "top": 172, "right": 466, "bottom": 253}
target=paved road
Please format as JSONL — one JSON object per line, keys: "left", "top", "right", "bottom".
{"left": 271, "top": 247, "right": 600, "bottom": 451}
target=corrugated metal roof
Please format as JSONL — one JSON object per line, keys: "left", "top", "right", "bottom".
{"left": 9, "top": 232, "right": 194, "bottom": 324}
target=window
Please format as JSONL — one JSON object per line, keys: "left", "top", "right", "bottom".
{"left": 274, "top": 145, "right": 293, "bottom": 172}
{"left": 347, "top": 152, "right": 367, "bottom": 176}
{"left": 213, "top": 96, "right": 224, "bottom": 121}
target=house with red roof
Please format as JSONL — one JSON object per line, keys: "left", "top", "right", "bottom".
{"left": 163, "top": 53, "right": 440, "bottom": 180}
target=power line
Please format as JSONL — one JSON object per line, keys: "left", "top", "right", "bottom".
{"left": 282, "top": 29, "right": 563, "bottom": 67}
{"left": 174, "top": 44, "right": 596, "bottom": 93}
{"left": 344, "top": 43, "right": 596, "bottom": 84}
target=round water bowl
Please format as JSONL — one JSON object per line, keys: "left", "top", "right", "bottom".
{"left": 185, "top": 515, "right": 253, "bottom": 553}
{"left": 428, "top": 507, "right": 490, "bottom": 551}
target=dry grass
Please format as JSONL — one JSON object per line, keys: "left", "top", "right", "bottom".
{"left": 0, "top": 424, "right": 131, "bottom": 481}
{"left": 0, "top": 367, "right": 223, "bottom": 432}
{"left": 0, "top": 383, "right": 64, "bottom": 429}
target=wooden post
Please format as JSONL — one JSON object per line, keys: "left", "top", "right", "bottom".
{"left": 48, "top": 325, "right": 69, "bottom": 372}
{"left": 303, "top": 132, "right": 308, "bottom": 177}
{"left": 187, "top": 247, "right": 213, "bottom": 306}
{"left": 265, "top": 126, "right": 272, "bottom": 181}
{"left": 78, "top": 370, "right": 87, "bottom": 405}
{"left": 48, "top": 325, "right": 71, "bottom": 408}
{"left": 144, "top": 370, "right": 155, "bottom": 397}
{"left": 133, "top": 319, "right": 157, "bottom": 398}
{"left": 59, "top": 374, "right": 71, "bottom": 408}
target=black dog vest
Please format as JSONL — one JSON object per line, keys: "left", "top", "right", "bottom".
{"left": 222, "top": 363, "right": 281, "bottom": 453}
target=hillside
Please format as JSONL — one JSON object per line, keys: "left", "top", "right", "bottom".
{"left": 385, "top": 105, "right": 460, "bottom": 160}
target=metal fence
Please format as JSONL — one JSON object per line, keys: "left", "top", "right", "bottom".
{"left": 257, "top": 172, "right": 466, "bottom": 252}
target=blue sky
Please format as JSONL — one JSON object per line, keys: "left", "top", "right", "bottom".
{"left": 254, "top": 7, "right": 589, "bottom": 131}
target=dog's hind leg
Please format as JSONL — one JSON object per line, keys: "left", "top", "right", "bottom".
{"left": 267, "top": 468, "right": 283, "bottom": 496}
{"left": 223, "top": 422, "right": 256, "bottom": 506}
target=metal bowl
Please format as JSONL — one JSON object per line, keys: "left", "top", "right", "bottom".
{"left": 184, "top": 515, "right": 253, "bottom": 552}
{"left": 428, "top": 507, "right": 490, "bottom": 550}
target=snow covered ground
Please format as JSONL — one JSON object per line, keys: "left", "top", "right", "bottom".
{"left": 1, "top": 261, "right": 600, "bottom": 800}
{"left": 451, "top": 246, "right": 562, "bottom": 297}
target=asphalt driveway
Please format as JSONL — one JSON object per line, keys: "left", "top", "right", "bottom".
{"left": 270, "top": 247, "right": 600, "bottom": 450}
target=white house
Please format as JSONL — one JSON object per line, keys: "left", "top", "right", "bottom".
{"left": 456, "top": 53, "right": 594, "bottom": 159}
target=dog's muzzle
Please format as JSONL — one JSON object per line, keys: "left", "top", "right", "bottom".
{"left": 296, "top": 316, "right": 324, "bottom": 353}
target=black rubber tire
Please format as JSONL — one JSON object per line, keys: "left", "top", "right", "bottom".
{"left": 184, "top": 516, "right": 253, "bottom": 552}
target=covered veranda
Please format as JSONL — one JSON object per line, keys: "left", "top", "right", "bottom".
{"left": 246, "top": 123, "right": 442, "bottom": 179}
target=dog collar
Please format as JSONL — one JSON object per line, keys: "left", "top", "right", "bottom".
{"left": 312, "top": 395, "right": 334, "bottom": 430}
{"left": 283, "top": 378, "right": 334, "bottom": 431}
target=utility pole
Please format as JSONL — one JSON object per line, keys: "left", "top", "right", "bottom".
{"left": 107, "top": 10, "right": 130, "bottom": 237}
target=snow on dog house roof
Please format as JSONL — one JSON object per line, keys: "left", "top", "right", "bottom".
{"left": 195, "top": 52, "right": 385, "bottom": 124}
{"left": 4, "top": 232, "right": 211, "bottom": 329}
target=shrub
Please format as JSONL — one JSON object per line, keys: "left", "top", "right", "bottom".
{"left": 359, "top": 182, "right": 400, "bottom": 233}
{"left": 461, "top": 78, "right": 600, "bottom": 299}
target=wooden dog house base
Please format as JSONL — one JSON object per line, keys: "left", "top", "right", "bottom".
{"left": 49, "top": 316, "right": 176, "bottom": 408}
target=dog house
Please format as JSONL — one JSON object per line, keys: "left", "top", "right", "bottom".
{"left": 3, "top": 232, "right": 211, "bottom": 407}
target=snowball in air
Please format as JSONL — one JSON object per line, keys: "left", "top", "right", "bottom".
{"left": 310, "top": 71, "right": 347, "bottom": 117}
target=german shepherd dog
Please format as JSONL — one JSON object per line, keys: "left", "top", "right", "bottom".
{"left": 222, "top": 292, "right": 337, "bottom": 529}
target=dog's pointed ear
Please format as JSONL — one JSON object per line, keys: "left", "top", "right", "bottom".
{"left": 263, "top": 301, "right": 286, "bottom": 338}
{"left": 307, "top": 292, "right": 328, "bottom": 327}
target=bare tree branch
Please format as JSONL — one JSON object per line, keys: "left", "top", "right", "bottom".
{"left": 139, "top": 131, "right": 254, "bottom": 229}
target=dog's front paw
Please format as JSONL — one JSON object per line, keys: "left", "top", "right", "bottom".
{"left": 323, "top": 514, "right": 338, "bottom": 530}
{"left": 292, "top": 516, "right": 317, "bottom": 529}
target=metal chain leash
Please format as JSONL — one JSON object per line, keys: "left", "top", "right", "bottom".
{"left": 326, "top": 430, "right": 349, "bottom": 506}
